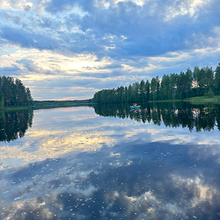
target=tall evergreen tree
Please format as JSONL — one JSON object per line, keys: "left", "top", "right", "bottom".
{"left": 25, "top": 88, "right": 33, "bottom": 105}
{"left": 160, "top": 74, "right": 170, "bottom": 100}
{"left": 139, "top": 80, "right": 145, "bottom": 102}
{"left": 1, "top": 95, "right": 4, "bottom": 109}
{"left": 214, "top": 63, "right": 220, "bottom": 95}
{"left": 145, "top": 80, "right": 150, "bottom": 102}
{"left": 151, "top": 77, "right": 157, "bottom": 100}
{"left": 185, "top": 68, "right": 193, "bottom": 98}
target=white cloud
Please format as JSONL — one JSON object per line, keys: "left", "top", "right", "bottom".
{"left": 0, "top": 0, "right": 33, "bottom": 11}
{"left": 0, "top": 48, "right": 112, "bottom": 76}
{"left": 170, "top": 174, "right": 218, "bottom": 208}
{"left": 164, "top": 0, "right": 211, "bottom": 21}
{"left": 0, "top": 0, "right": 220, "bottom": 100}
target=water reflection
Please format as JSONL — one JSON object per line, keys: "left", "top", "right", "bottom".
{"left": 0, "top": 106, "right": 220, "bottom": 219}
{"left": 95, "top": 102, "right": 220, "bottom": 132}
{"left": 0, "top": 110, "right": 33, "bottom": 142}
{"left": 1, "top": 140, "right": 220, "bottom": 219}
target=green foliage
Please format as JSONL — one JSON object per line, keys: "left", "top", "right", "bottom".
{"left": 205, "top": 88, "right": 215, "bottom": 98}
{"left": 0, "top": 76, "right": 33, "bottom": 108}
{"left": 93, "top": 63, "right": 220, "bottom": 104}
{"left": 214, "top": 63, "right": 220, "bottom": 95}
{"left": 160, "top": 74, "right": 170, "bottom": 100}
{"left": 1, "top": 95, "right": 4, "bottom": 109}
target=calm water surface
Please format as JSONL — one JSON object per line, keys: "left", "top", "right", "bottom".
{"left": 1, "top": 103, "right": 220, "bottom": 220}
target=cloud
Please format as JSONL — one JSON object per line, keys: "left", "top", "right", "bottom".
{"left": 1, "top": 12, "right": 25, "bottom": 26}
{"left": 0, "top": 45, "right": 219, "bottom": 100}
{"left": 0, "top": 0, "right": 33, "bottom": 11}
{"left": 0, "top": 26, "right": 61, "bottom": 51}
{"left": 1, "top": 0, "right": 220, "bottom": 59}
{"left": 0, "top": 64, "right": 20, "bottom": 73}
{"left": 42, "top": 0, "right": 220, "bottom": 58}
{"left": 1, "top": 138, "right": 220, "bottom": 219}
{"left": 0, "top": 0, "right": 220, "bottom": 99}
{"left": 44, "top": 0, "right": 94, "bottom": 14}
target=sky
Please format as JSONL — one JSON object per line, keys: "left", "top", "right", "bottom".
{"left": 0, "top": 0, "right": 220, "bottom": 100}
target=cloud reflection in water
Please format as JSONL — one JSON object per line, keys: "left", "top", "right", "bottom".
{"left": 0, "top": 106, "right": 220, "bottom": 219}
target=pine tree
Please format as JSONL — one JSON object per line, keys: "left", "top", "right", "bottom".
{"left": 1, "top": 96, "right": 4, "bottom": 109}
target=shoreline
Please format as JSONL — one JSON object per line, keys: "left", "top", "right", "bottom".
{"left": 1, "top": 95, "right": 220, "bottom": 112}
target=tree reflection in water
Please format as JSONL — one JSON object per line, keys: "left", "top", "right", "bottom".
{"left": 94, "top": 102, "right": 220, "bottom": 132}
{"left": 0, "top": 109, "right": 34, "bottom": 142}
{"left": 0, "top": 105, "right": 220, "bottom": 219}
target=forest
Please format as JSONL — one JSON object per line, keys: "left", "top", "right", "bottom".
{"left": 0, "top": 76, "right": 33, "bottom": 109}
{"left": 93, "top": 63, "right": 220, "bottom": 104}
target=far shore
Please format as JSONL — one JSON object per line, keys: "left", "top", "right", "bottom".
{"left": 1, "top": 95, "right": 220, "bottom": 112}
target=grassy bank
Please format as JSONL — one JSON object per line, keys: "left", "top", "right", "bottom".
{"left": 148, "top": 95, "right": 220, "bottom": 104}
{"left": 187, "top": 95, "right": 220, "bottom": 104}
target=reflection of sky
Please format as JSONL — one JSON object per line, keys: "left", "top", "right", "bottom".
{"left": 1, "top": 107, "right": 220, "bottom": 219}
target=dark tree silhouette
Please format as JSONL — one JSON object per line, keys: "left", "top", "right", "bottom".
{"left": 93, "top": 63, "right": 220, "bottom": 104}
{"left": 0, "top": 76, "right": 33, "bottom": 108}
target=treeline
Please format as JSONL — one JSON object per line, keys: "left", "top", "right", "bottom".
{"left": 94, "top": 63, "right": 220, "bottom": 104}
{"left": 0, "top": 76, "right": 33, "bottom": 109}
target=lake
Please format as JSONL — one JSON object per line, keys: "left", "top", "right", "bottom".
{"left": 1, "top": 102, "right": 220, "bottom": 220}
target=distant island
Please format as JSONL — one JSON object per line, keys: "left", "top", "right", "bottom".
{"left": 93, "top": 63, "right": 220, "bottom": 104}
